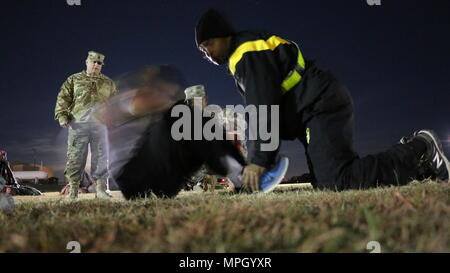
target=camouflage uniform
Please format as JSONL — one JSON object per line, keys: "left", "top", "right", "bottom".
{"left": 216, "top": 108, "right": 247, "bottom": 158}
{"left": 55, "top": 51, "right": 117, "bottom": 197}
{"left": 184, "top": 85, "right": 247, "bottom": 191}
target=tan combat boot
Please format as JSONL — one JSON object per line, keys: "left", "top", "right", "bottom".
{"left": 95, "top": 180, "right": 112, "bottom": 199}
{"left": 65, "top": 183, "right": 79, "bottom": 200}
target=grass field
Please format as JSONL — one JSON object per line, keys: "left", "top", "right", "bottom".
{"left": 1, "top": 181, "right": 449, "bottom": 253}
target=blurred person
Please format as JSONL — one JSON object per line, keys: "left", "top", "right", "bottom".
{"left": 95, "top": 65, "right": 285, "bottom": 199}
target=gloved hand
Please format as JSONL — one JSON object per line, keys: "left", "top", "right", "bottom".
{"left": 242, "top": 163, "right": 266, "bottom": 192}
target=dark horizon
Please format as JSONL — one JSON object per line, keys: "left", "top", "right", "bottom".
{"left": 0, "top": 0, "right": 449, "bottom": 179}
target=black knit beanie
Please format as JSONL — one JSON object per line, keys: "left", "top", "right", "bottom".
{"left": 195, "top": 9, "right": 235, "bottom": 47}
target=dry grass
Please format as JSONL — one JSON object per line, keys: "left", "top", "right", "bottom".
{"left": 0, "top": 181, "right": 449, "bottom": 253}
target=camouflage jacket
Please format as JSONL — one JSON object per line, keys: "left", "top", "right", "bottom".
{"left": 54, "top": 70, "right": 117, "bottom": 123}
{"left": 216, "top": 108, "right": 247, "bottom": 158}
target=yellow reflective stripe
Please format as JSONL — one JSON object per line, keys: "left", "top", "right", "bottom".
{"left": 306, "top": 128, "right": 310, "bottom": 144}
{"left": 296, "top": 46, "right": 306, "bottom": 71}
{"left": 228, "top": 35, "right": 291, "bottom": 75}
{"left": 281, "top": 70, "right": 301, "bottom": 93}
{"left": 281, "top": 47, "right": 306, "bottom": 93}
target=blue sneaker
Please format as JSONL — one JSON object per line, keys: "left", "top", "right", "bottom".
{"left": 258, "top": 156, "right": 289, "bottom": 193}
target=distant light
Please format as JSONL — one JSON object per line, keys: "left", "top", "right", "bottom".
{"left": 444, "top": 136, "right": 450, "bottom": 146}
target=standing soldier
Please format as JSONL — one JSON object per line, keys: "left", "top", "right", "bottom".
{"left": 55, "top": 51, "right": 117, "bottom": 199}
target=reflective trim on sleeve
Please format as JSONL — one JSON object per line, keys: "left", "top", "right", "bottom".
{"left": 281, "top": 46, "right": 306, "bottom": 94}
{"left": 306, "top": 128, "right": 310, "bottom": 144}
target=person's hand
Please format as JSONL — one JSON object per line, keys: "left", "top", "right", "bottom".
{"left": 59, "top": 120, "right": 70, "bottom": 128}
{"left": 242, "top": 164, "right": 266, "bottom": 192}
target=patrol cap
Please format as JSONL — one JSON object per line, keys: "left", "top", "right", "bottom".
{"left": 87, "top": 51, "right": 105, "bottom": 64}
{"left": 195, "top": 9, "right": 235, "bottom": 47}
{"left": 184, "top": 85, "right": 206, "bottom": 100}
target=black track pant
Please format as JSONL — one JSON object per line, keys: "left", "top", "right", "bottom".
{"left": 297, "top": 80, "right": 422, "bottom": 190}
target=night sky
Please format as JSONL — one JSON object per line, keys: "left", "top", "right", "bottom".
{"left": 0, "top": 0, "right": 449, "bottom": 179}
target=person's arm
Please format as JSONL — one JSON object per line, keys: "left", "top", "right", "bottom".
{"left": 111, "top": 80, "right": 118, "bottom": 96}
{"left": 234, "top": 50, "right": 283, "bottom": 169}
{"left": 234, "top": 50, "right": 287, "bottom": 191}
{"left": 54, "top": 76, "right": 74, "bottom": 127}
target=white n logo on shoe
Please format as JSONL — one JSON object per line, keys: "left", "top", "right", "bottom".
{"left": 433, "top": 153, "right": 443, "bottom": 169}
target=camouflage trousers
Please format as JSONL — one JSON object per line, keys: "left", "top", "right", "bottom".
{"left": 64, "top": 123, "right": 108, "bottom": 186}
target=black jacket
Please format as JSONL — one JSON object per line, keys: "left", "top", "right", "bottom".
{"left": 228, "top": 30, "right": 338, "bottom": 168}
